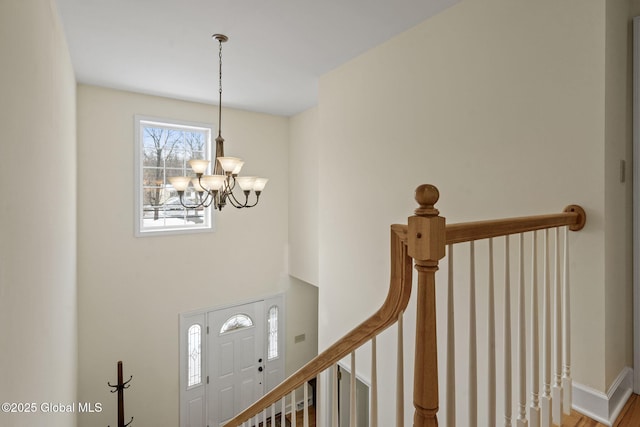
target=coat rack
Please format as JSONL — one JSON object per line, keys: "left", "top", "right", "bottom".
{"left": 107, "top": 361, "right": 133, "bottom": 427}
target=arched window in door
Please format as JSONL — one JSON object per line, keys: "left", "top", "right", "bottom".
{"left": 219, "top": 314, "right": 254, "bottom": 334}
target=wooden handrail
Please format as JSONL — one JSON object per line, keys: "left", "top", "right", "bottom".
{"left": 222, "top": 224, "right": 414, "bottom": 426}
{"left": 445, "top": 205, "right": 586, "bottom": 244}
{"left": 392, "top": 205, "right": 586, "bottom": 246}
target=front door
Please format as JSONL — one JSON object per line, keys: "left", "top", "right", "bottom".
{"left": 209, "top": 301, "right": 265, "bottom": 427}
{"left": 179, "top": 294, "right": 285, "bottom": 427}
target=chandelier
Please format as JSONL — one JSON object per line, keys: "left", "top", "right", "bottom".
{"left": 168, "top": 34, "right": 267, "bottom": 211}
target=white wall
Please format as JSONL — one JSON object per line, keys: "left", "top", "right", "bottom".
{"left": 0, "top": 1, "right": 77, "bottom": 427}
{"left": 294, "top": 0, "right": 625, "bottom": 424}
{"left": 76, "top": 85, "right": 291, "bottom": 426}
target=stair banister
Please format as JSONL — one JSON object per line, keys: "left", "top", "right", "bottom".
{"left": 222, "top": 184, "right": 587, "bottom": 427}
{"left": 222, "top": 223, "right": 414, "bottom": 426}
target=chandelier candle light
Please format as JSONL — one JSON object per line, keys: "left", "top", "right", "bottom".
{"left": 168, "top": 34, "right": 268, "bottom": 210}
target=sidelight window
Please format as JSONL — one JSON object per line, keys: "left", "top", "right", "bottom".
{"left": 187, "top": 324, "right": 202, "bottom": 387}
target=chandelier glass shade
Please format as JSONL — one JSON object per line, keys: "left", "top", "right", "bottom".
{"left": 168, "top": 34, "right": 267, "bottom": 211}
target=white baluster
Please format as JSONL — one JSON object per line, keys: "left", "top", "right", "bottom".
{"left": 530, "top": 232, "right": 540, "bottom": 427}
{"left": 517, "top": 233, "right": 528, "bottom": 427}
{"left": 469, "top": 241, "right": 478, "bottom": 425}
{"left": 282, "top": 396, "right": 286, "bottom": 427}
{"left": 272, "top": 403, "right": 276, "bottom": 427}
{"left": 350, "top": 351, "right": 357, "bottom": 427}
{"left": 504, "top": 236, "right": 513, "bottom": 427}
{"left": 262, "top": 409, "right": 266, "bottom": 427}
{"left": 562, "top": 227, "right": 572, "bottom": 415}
{"left": 552, "top": 227, "right": 563, "bottom": 424}
{"left": 397, "top": 311, "right": 404, "bottom": 427}
{"left": 447, "top": 244, "right": 456, "bottom": 427}
{"left": 541, "top": 230, "right": 552, "bottom": 427}
{"left": 292, "top": 389, "right": 297, "bottom": 427}
{"left": 371, "top": 336, "right": 378, "bottom": 427}
{"left": 315, "top": 374, "right": 320, "bottom": 427}
{"left": 488, "top": 238, "right": 496, "bottom": 426}
{"left": 304, "top": 379, "right": 310, "bottom": 427}
{"left": 332, "top": 365, "right": 339, "bottom": 427}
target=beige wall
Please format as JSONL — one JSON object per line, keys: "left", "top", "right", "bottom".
{"left": 0, "top": 1, "right": 78, "bottom": 427}
{"left": 285, "top": 277, "right": 319, "bottom": 374}
{"left": 76, "top": 86, "right": 297, "bottom": 426}
{"left": 604, "top": 0, "right": 635, "bottom": 390}
{"left": 288, "top": 107, "right": 320, "bottom": 285}
{"left": 289, "top": 0, "right": 632, "bottom": 424}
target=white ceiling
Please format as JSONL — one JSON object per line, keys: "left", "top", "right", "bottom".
{"left": 54, "top": 0, "right": 460, "bottom": 116}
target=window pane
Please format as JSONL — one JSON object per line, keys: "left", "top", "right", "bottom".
{"left": 183, "top": 131, "right": 206, "bottom": 159}
{"left": 220, "top": 314, "right": 254, "bottom": 334}
{"left": 187, "top": 324, "right": 202, "bottom": 387}
{"left": 136, "top": 117, "right": 213, "bottom": 235}
{"left": 143, "top": 168, "right": 165, "bottom": 187}
{"left": 267, "top": 306, "right": 278, "bottom": 360}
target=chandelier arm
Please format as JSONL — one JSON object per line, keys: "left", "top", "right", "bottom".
{"left": 224, "top": 185, "right": 252, "bottom": 208}
{"left": 177, "top": 192, "right": 207, "bottom": 209}
{"left": 195, "top": 176, "right": 218, "bottom": 208}
{"left": 225, "top": 190, "right": 246, "bottom": 208}
{"left": 217, "top": 175, "right": 242, "bottom": 207}
{"left": 224, "top": 175, "right": 237, "bottom": 192}
{"left": 243, "top": 194, "right": 261, "bottom": 208}
{"left": 200, "top": 191, "right": 216, "bottom": 208}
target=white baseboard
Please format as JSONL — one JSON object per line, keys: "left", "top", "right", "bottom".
{"left": 572, "top": 366, "right": 633, "bottom": 426}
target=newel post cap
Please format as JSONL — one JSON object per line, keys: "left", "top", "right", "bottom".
{"left": 408, "top": 184, "right": 446, "bottom": 261}
{"left": 414, "top": 184, "right": 440, "bottom": 216}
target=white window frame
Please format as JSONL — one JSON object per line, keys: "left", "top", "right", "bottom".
{"left": 134, "top": 115, "right": 214, "bottom": 236}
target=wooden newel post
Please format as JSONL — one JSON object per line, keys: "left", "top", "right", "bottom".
{"left": 408, "top": 184, "right": 446, "bottom": 427}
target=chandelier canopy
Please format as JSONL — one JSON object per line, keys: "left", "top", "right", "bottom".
{"left": 168, "top": 34, "right": 267, "bottom": 211}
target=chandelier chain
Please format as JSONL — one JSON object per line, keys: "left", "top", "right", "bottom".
{"left": 218, "top": 38, "right": 223, "bottom": 137}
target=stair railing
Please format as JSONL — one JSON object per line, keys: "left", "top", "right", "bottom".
{"left": 223, "top": 184, "right": 586, "bottom": 427}
{"left": 223, "top": 217, "right": 413, "bottom": 426}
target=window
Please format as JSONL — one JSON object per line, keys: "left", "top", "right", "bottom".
{"left": 187, "top": 324, "right": 202, "bottom": 387}
{"left": 135, "top": 116, "right": 213, "bottom": 236}
{"left": 219, "top": 314, "right": 254, "bottom": 334}
{"left": 267, "top": 306, "right": 279, "bottom": 360}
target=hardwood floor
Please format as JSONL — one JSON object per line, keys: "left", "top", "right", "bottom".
{"left": 288, "top": 406, "right": 316, "bottom": 427}
{"left": 254, "top": 405, "right": 316, "bottom": 427}
{"left": 611, "top": 393, "right": 640, "bottom": 427}
{"left": 564, "top": 393, "right": 640, "bottom": 427}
